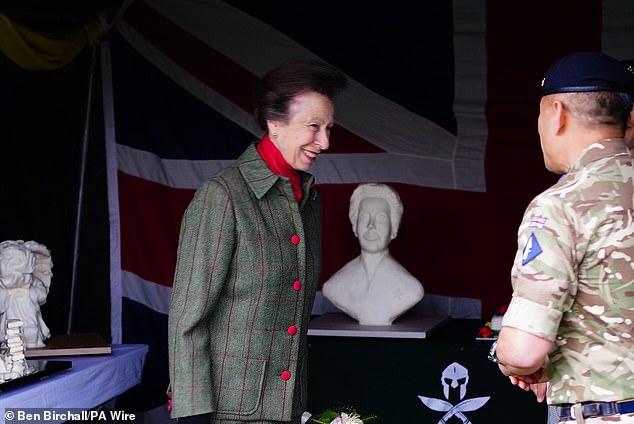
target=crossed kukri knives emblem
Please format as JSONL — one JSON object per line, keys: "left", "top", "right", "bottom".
{"left": 418, "top": 395, "right": 490, "bottom": 423}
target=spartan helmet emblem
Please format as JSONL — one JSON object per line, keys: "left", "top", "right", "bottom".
{"left": 441, "top": 362, "right": 469, "bottom": 400}
{"left": 419, "top": 362, "right": 490, "bottom": 423}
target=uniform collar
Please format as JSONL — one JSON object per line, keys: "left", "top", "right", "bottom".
{"left": 568, "top": 138, "right": 630, "bottom": 173}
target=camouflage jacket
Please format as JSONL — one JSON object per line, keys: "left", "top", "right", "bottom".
{"left": 503, "top": 138, "right": 634, "bottom": 405}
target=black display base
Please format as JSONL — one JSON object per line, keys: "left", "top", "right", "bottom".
{"left": 307, "top": 318, "right": 547, "bottom": 423}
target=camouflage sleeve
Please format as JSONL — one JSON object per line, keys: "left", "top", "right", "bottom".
{"left": 502, "top": 194, "right": 577, "bottom": 341}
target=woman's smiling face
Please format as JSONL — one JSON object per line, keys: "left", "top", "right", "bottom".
{"left": 267, "top": 91, "right": 334, "bottom": 171}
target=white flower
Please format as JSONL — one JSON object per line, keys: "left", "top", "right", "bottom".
{"left": 303, "top": 408, "right": 372, "bottom": 424}
{"left": 339, "top": 412, "right": 364, "bottom": 424}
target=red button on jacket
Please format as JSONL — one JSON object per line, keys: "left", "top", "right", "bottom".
{"left": 290, "top": 234, "right": 300, "bottom": 245}
{"left": 281, "top": 370, "right": 291, "bottom": 381}
{"left": 293, "top": 280, "right": 302, "bottom": 291}
{"left": 288, "top": 325, "right": 297, "bottom": 335}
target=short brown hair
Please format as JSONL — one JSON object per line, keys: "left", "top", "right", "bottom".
{"left": 254, "top": 60, "right": 347, "bottom": 131}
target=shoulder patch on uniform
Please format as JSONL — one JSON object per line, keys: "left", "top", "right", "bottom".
{"left": 521, "top": 232, "right": 543, "bottom": 266}
{"left": 529, "top": 215, "right": 547, "bottom": 229}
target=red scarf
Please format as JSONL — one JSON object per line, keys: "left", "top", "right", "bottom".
{"left": 257, "top": 135, "right": 302, "bottom": 202}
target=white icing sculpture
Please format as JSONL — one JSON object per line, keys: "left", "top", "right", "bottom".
{"left": 322, "top": 183, "right": 424, "bottom": 325}
{"left": 0, "top": 240, "right": 52, "bottom": 348}
{"left": 0, "top": 319, "right": 33, "bottom": 382}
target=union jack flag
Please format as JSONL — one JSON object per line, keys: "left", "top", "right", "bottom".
{"left": 102, "top": 0, "right": 634, "bottom": 415}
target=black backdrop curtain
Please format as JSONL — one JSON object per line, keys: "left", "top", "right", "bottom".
{"left": 0, "top": 46, "right": 111, "bottom": 340}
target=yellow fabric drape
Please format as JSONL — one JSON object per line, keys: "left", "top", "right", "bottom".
{"left": 0, "top": 12, "right": 103, "bottom": 70}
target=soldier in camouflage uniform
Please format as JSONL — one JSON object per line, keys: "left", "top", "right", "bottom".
{"left": 491, "top": 52, "right": 634, "bottom": 423}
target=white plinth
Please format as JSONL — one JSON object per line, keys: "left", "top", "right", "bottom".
{"left": 307, "top": 313, "right": 450, "bottom": 339}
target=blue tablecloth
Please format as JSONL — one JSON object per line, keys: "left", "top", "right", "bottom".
{"left": 0, "top": 344, "right": 148, "bottom": 422}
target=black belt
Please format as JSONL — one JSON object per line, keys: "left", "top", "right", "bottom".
{"left": 557, "top": 399, "right": 634, "bottom": 422}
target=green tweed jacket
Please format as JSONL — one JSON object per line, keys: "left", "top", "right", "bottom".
{"left": 168, "top": 143, "right": 322, "bottom": 422}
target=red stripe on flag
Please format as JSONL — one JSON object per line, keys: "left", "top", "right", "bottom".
{"left": 318, "top": 183, "right": 527, "bottom": 319}
{"left": 122, "top": 1, "right": 383, "bottom": 154}
{"left": 124, "top": 1, "right": 257, "bottom": 111}
{"left": 119, "top": 171, "right": 195, "bottom": 287}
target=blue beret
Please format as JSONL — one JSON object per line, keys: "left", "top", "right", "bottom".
{"left": 541, "top": 52, "right": 634, "bottom": 96}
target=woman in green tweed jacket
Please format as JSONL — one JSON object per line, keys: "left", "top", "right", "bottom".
{"left": 168, "top": 60, "right": 347, "bottom": 424}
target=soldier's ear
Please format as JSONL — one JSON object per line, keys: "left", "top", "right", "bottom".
{"left": 551, "top": 100, "right": 566, "bottom": 135}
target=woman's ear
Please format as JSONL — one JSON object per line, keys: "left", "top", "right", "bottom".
{"left": 267, "top": 120, "right": 279, "bottom": 137}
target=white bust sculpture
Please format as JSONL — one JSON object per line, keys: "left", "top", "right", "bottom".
{"left": 322, "top": 183, "right": 424, "bottom": 325}
{"left": 0, "top": 240, "right": 52, "bottom": 348}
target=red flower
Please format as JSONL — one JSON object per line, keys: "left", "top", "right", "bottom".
{"left": 477, "top": 327, "right": 494, "bottom": 338}
{"left": 496, "top": 304, "right": 509, "bottom": 315}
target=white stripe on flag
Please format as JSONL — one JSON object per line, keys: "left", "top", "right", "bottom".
{"left": 116, "top": 20, "right": 263, "bottom": 139}
{"left": 143, "top": 0, "right": 457, "bottom": 155}
{"left": 102, "top": 42, "right": 123, "bottom": 344}
{"left": 117, "top": 144, "right": 458, "bottom": 189}
{"left": 122, "top": 270, "right": 172, "bottom": 315}
{"left": 126, "top": 0, "right": 489, "bottom": 191}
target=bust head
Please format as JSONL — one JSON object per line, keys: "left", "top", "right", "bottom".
{"left": 349, "top": 184, "right": 403, "bottom": 253}
{"left": 323, "top": 183, "right": 423, "bottom": 326}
